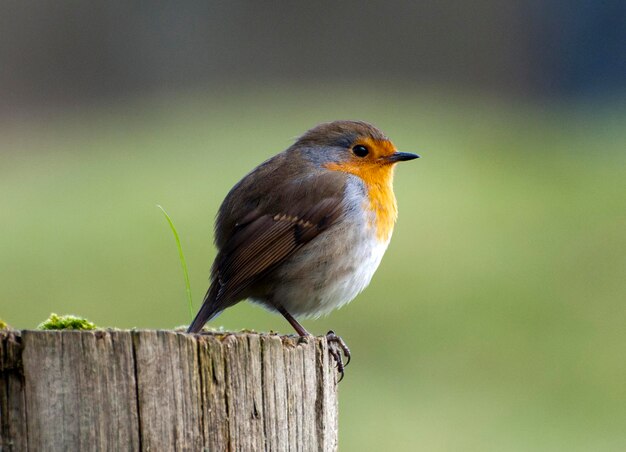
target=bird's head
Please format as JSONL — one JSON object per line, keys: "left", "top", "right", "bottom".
{"left": 294, "top": 120, "right": 419, "bottom": 178}
{"left": 289, "top": 120, "right": 418, "bottom": 241}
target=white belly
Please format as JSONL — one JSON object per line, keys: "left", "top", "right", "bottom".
{"left": 270, "top": 216, "right": 391, "bottom": 318}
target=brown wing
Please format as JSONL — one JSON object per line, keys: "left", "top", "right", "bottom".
{"left": 213, "top": 196, "right": 343, "bottom": 303}
{"left": 187, "top": 162, "right": 347, "bottom": 333}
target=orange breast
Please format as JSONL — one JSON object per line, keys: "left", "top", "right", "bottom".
{"left": 325, "top": 161, "right": 397, "bottom": 242}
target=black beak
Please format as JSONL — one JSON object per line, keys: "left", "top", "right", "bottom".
{"left": 387, "top": 152, "right": 420, "bottom": 163}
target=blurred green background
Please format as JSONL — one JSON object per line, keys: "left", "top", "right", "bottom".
{"left": 2, "top": 2, "right": 626, "bottom": 450}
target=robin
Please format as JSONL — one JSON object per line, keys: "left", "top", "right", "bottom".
{"left": 187, "top": 120, "right": 418, "bottom": 378}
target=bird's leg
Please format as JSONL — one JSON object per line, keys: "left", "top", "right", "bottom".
{"left": 277, "top": 305, "right": 311, "bottom": 336}
{"left": 277, "top": 305, "right": 350, "bottom": 382}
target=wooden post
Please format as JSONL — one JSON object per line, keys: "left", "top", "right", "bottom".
{"left": 0, "top": 330, "right": 339, "bottom": 451}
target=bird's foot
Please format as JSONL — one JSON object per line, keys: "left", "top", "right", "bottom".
{"left": 326, "top": 330, "right": 351, "bottom": 382}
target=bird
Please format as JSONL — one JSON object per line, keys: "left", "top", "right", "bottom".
{"left": 187, "top": 120, "right": 418, "bottom": 378}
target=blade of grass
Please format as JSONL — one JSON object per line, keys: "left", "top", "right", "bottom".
{"left": 157, "top": 205, "right": 194, "bottom": 322}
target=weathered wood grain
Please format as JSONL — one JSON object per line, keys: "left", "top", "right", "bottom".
{"left": 0, "top": 331, "right": 27, "bottom": 452}
{"left": 21, "top": 330, "right": 140, "bottom": 451}
{"left": 132, "top": 330, "right": 202, "bottom": 451}
{"left": 0, "top": 330, "right": 339, "bottom": 451}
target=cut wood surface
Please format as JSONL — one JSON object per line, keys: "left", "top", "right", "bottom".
{"left": 0, "top": 330, "right": 339, "bottom": 451}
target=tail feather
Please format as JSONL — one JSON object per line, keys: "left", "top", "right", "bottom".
{"left": 187, "top": 283, "right": 222, "bottom": 333}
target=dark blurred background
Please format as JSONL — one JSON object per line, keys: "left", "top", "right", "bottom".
{"left": 2, "top": 0, "right": 625, "bottom": 109}
{"left": 1, "top": 1, "right": 625, "bottom": 451}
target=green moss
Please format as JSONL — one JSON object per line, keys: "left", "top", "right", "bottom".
{"left": 37, "top": 313, "right": 97, "bottom": 331}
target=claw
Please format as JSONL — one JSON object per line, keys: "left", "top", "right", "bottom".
{"left": 325, "top": 330, "right": 351, "bottom": 382}
{"left": 328, "top": 345, "right": 345, "bottom": 382}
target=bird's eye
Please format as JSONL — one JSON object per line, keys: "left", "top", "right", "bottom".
{"left": 352, "top": 145, "right": 369, "bottom": 157}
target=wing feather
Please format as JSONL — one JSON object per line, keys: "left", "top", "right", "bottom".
{"left": 214, "top": 197, "right": 343, "bottom": 304}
